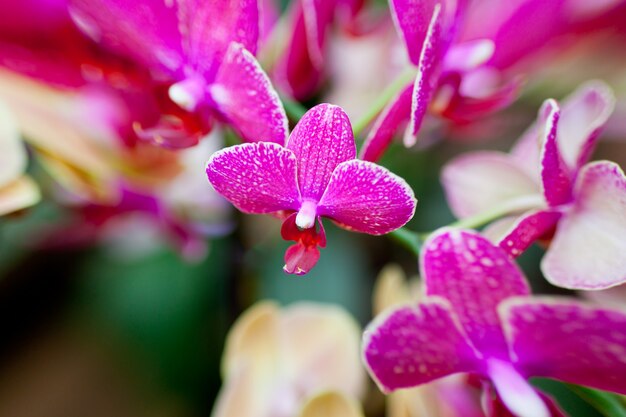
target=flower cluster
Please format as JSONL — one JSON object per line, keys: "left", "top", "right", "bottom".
{"left": 1, "top": 0, "right": 626, "bottom": 416}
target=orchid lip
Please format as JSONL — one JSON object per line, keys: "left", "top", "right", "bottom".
{"left": 295, "top": 200, "right": 318, "bottom": 230}
{"left": 168, "top": 75, "right": 206, "bottom": 111}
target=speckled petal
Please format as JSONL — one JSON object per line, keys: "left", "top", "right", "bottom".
{"left": 206, "top": 142, "right": 300, "bottom": 214}
{"left": 318, "top": 160, "right": 416, "bottom": 235}
{"left": 359, "top": 84, "right": 412, "bottom": 163}
{"left": 441, "top": 151, "right": 541, "bottom": 219}
{"left": 422, "top": 229, "right": 530, "bottom": 358}
{"left": 542, "top": 161, "right": 626, "bottom": 289}
{"left": 178, "top": 0, "right": 259, "bottom": 71}
{"left": 68, "top": 0, "right": 184, "bottom": 76}
{"left": 287, "top": 104, "right": 356, "bottom": 201}
{"left": 212, "top": 42, "right": 288, "bottom": 144}
{"left": 363, "top": 299, "right": 481, "bottom": 393}
{"left": 539, "top": 100, "right": 573, "bottom": 207}
{"left": 502, "top": 297, "right": 626, "bottom": 395}
{"left": 498, "top": 209, "right": 562, "bottom": 257}
{"left": 404, "top": 4, "right": 443, "bottom": 146}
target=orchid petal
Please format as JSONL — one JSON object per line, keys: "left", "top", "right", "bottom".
{"left": 301, "top": 0, "right": 335, "bottom": 70}
{"left": 542, "top": 161, "right": 626, "bottom": 289}
{"left": 287, "top": 104, "right": 355, "bottom": 201}
{"left": 0, "top": 176, "right": 40, "bottom": 216}
{"left": 487, "top": 359, "right": 550, "bottom": 417}
{"left": 178, "top": 0, "right": 259, "bottom": 71}
{"left": 404, "top": 4, "right": 444, "bottom": 146}
{"left": 556, "top": 80, "right": 615, "bottom": 171}
{"left": 212, "top": 43, "right": 288, "bottom": 144}
{"left": 211, "top": 362, "right": 270, "bottom": 417}
{"left": 68, "top": 0, "right": 184, "bottom": 76}
{"left": 443, "top": 40, "right": 495, "bottom": 73}
{"left": 206, "top": 142, "right": 300, "bottom": 214}
{"left": 389, "top": 0, "right": 454, "bottom": 66}
{"left": 497, "top": 209, "right": 562, "bottom": 257}
{"left": 318, "top": 160, "right": 416, "bottom": 235}
{"left": 0, "top": 101, "right": 26, "bottom": 186}
{"left": 359, "top": 84, "right": 412, "bottom": 163}
{"left": 502, "top": 297, "right": 626, "bottom": 395}
{"left": 363, "top": 299, "right": 481, "bottom": 393}
{"left": 281, "top": 303, "right": 365, "bottom": 399}
{"left": 441, "top": 151, "right": 541, "bottom": 218}
{"left": 422, "top": 229, "right": 530, "bottom": 358}
{"left": 539, "top": 99, "right": 573, "bottom": 206}
{"left": 284, "top": 242, "right": 321, "bottom": 275}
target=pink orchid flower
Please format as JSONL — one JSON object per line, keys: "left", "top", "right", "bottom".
{"left": 0, "top": 102, "right": 40, "bottom": 215}
{"left": 206, "top": 103, "right": 416, "bottom": 275}
{"left": 363, "top": 229, "right": 626, "bottom": 417}
{"left": 66, "top": 0, "right": 288, "bottom": 148}
{"left": 442, "top": 81, "right": 626, "bottom": 290}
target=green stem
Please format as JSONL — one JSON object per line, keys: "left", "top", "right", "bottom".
{"left": 567, "top": 385, "right": 626, "bottom": 417}
{"left": 280, "top": 94, "right": 307, "bottom": 123}
{"left": 388, "top": 227, "right": 423, "bottom": 257}
{"left": 352, "top": 67, "right": 417, "bottom": 138}
{"left": 445, "top": 195, "right": 545, "bottom": 231}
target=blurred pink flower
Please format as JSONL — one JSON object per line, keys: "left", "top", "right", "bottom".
{"left": 442, "top": 81, "right": 626, "bottom": 290}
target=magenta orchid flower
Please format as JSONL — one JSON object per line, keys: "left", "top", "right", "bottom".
{"left": 67, "top": 0, "right": 288, "bottom": 148}
{"left": 363, "top": 228, "right": 626, "bottom": 417}
{"left": 360, "top": 0, "right": 521, "bottom": 162}
{"left": 206, "top": 104, "right": 416, "bottom": 275}
{"left": 442, "top": 81, "right": 626, "bottom": 290}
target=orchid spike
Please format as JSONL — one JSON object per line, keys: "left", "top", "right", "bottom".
{"left": 68, "top": 0, "right": 288, "bottom": 147}
{"left": 206, "top": 104, "right": 416, "bottom": 275}
{"left": 0, "top": 101, "right": 40, "bottom": 215}
{"left": 363, "top": 228, "right": 626, "bottom": 417}
{"left": 442, "top": 81, "right": 626, "bottom": 290}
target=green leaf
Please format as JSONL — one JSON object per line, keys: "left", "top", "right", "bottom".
{"left": 567, "top": 384, "right": 626, "bottom": 417}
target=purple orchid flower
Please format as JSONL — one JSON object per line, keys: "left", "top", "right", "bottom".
{"left": 67, "top": 0, "right": 288, "bottom": 148}
{"left": 206, "top": 103, "right": 416, "bottom": 275}
{"left": 360, "top": 0, "right": 521, "bottom": 162}
{"left": 363, "top": 228, "right": 626, "bottom": 417}
{"left": 442, "top": 81, "right": 626, "bottom": 290}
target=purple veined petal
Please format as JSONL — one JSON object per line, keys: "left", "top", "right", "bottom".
{"left": 211, "top": 42, "right": 288, "bottom": 145}
{"left": 68, "top": 0, "right": 184, "bottom": 76}
{"left": 441, "top": 151, "right": 541, "bottom": 219}
{"left": 359, "top": 84, "right": 412, "bottom": 163}
{"left": 539, "top": 99, "right": 574, "bottom": 207}
{"left": 501, "top": 296, "right": 626, "bottom": 395}
{"left": 205, "top": 142, "right": 300, "bottom": 214}
{"left": 487, "top": 359, "right": 551, "bottom": 417}
{"left": 497, "top": 209, "right": 562, "bottom": 257}
{"left": 389, "top": 0, "right": 459, "bottom": 66}
{"left": 178, "top": 0, "right": 259, "bottom": 74}
{"left": 287, "top": 104, "right": 356, "bottom": 201}
{"left": 555, "top": 80, "right": 615, "bottom": 172}
{"left": 404, "top": 4, "right": 444, "bottom": 146}
{"left": 422, "top": 229, "right": 531, "bottom": 359}
{"left": 362, "top": 298, "right": 482, "bottom": 393}
{"left": 317, "top": 160, "right": 416, "bottom": 235}
{"left": 542, "top": 161, "right": 626, "bottom": 290}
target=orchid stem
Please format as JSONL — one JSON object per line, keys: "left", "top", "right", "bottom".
{"left": 389, "top": 227, "right": 423, "bottom": 256}
{"left": 445, "top": 195, "right": 545, "bottom": 231}
{"left": 352, "top": 67, "right": 416, "bottom": 138}
{"left": 280, "top": 94, "right": 307, "bottom": 123}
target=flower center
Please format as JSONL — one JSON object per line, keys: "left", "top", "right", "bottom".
{"left": 168, "top": 75, "right": 206, "bottom": 111}
{"left": 295, "top": 200, "right": 318, "bottom": 230}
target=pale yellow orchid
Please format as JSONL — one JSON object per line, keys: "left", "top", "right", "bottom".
{"left": 212, "top": 301, "right": 365, "bottom": 417}
{"left": 0, "top": 101, "right": 40, "bottom": 215}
